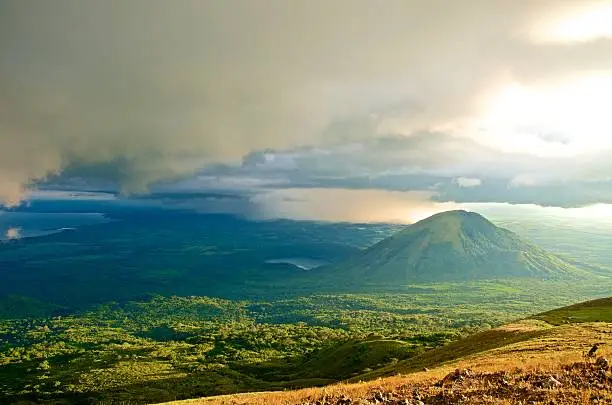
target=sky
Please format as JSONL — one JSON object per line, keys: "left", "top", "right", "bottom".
{"left": 2, "top": 1, "right": 612, "bottom": 222}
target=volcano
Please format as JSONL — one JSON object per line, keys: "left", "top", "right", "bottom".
{"left": 321, "top": 210, "right": 588, "bottom": 283}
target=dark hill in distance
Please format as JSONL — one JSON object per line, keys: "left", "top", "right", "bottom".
{"left": 317, "top": 210, "right": 590, "bottom": 284}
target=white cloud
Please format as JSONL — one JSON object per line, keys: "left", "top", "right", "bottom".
{"left": 455, "top": 177, "right": 482, "bottom": 188}
{"left": 509, "top": 174, "right": 542, "bottom": 187}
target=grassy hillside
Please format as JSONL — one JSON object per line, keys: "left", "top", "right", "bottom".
{"left": 533, "top": 296, "right": 612, "bottom": 325}
{"left": 168, "top": 297, "right": 612, "bottom": 404}
{"left": 351, "top": 323, "right": 552, "bottom": 381}
{"left": 235, "top": 338, "right": 423, "bottom": 389}
{"left": 367, "top": 295, "right": 612, "bottom": 380}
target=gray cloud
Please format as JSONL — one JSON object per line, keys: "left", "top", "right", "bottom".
{"left": 2, "top": 1, "right": 612, "bottom": 206}
{"left": 151, "top": 133, "right": 612, "bottom": 208}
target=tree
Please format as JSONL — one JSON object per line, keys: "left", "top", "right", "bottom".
{"left": 38, "top": 360, "right": 50, "bottom": 371}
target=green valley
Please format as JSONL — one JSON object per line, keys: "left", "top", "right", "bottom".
{"left": 1, "top": 281, "right": 609, "bottom": 404}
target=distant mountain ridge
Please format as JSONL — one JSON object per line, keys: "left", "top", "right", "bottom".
{"left": 320, "top": 210, "right": 589, "bottom": 283}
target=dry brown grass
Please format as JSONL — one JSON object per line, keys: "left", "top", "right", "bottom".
{"left": 164, "top": 322, "right": 612, "bottom": 405}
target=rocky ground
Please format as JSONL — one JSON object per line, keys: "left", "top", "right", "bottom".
{"left": 298, "top": 357, "right": 611, "bottom": 405}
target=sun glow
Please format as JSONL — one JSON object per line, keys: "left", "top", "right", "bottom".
{"left": 469, "top": 75, "right": 612, "bottom": 157}
{"left": 533, "top": 3, "right": 612, "bottom": 43}
{"left": 404, "top": 203, "right": 466, "bottom": 224}
{"left": 563, "top": 203, "right": 612, "bottom": 220}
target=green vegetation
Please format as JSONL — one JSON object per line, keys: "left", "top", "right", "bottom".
{"left": 1, "top": 209, "right": 611, "bottom": 404}
{"left": 1, "top": 282, "right": 609, "bottom": 404}
{"left": 533, "top": 296, "right": 612, "bottom": 325}
{"left": 319, "top": 210, "right": 595, "bottom": 284}
{"left": 0, "top": 295, "right": 443, "bottom": 403}
{"left": 0, "top": 210, "right": 401, "bottom": 316}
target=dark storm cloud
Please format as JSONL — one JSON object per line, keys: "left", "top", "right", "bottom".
{"left": 3, "top": 1, "right": 612, "bottom": 207}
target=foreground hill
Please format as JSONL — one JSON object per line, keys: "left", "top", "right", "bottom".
{"left": 167, "top": 296, "right": 612, "bottom": 404}
{"left": 318, "top": 210, "right": 590, "bottom": 283}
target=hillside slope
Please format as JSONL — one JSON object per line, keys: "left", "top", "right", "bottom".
{"left": 318, "top": 210, "right": 591, "bottom": 283}
{"left": 534, "top": 296, "right": 612, "bottom": 325}
{"left": 169, "top": 296, "right": 612, "bottom": 404}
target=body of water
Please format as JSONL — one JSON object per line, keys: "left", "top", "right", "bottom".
{"left": 0, "top": 212, "right": 109, "bottom": 241}
{"left": 265, "top": 257, "right": 329, "bottom": 270}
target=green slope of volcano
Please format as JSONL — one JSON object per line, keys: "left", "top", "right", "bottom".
{"left": 321, "top": 210, "right": 590, "bottom": 283}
